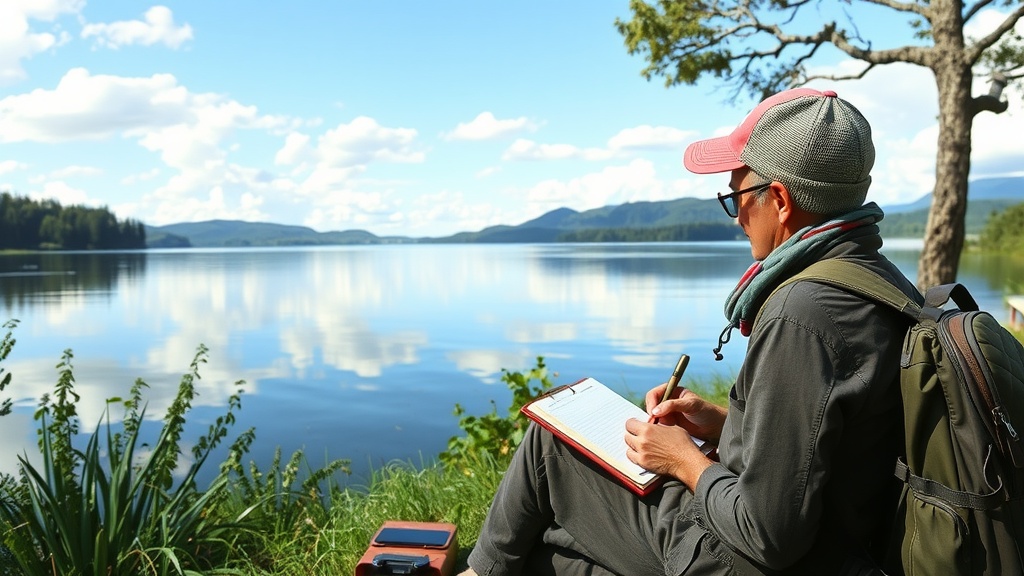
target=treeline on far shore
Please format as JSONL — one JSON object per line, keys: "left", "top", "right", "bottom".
{"left": 0, "top": 193, "right": 145, "bottom": 251}
{"left": 978, "top": 201, "right": 1024, "bottom": 254}
{"left": 558, "top": 222, "right": 742, "bottom": 242}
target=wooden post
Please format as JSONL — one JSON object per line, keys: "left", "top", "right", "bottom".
{"left": 1008, "top": 296, "right": 1024, "bottom": 329}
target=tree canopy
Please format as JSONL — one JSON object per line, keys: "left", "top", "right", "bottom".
{"left": 617, "top": 0, "right": 1024, "bottom": 288}
{"left": 979, "top": 200, "right": 1024, "bottom": 253}
{"left": 0, "top": 192, "right": 145, "bottom": 251}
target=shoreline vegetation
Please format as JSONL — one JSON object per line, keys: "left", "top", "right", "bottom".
{"left": 0, "top": 193, "right": 145, "bottom": 251}
{"left": 0, "top": 321, "right": 725, "bottom": 575}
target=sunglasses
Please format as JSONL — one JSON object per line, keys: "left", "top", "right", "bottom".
{"left": 717, "top": 182, "right": 772, "bottom": 218}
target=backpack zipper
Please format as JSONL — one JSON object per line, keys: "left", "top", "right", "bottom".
{"left": 941, "top": 314, "right": 1000, "bottom": 443}
{"left": 946, "top": 312, "right": 1023, "bottom": 468}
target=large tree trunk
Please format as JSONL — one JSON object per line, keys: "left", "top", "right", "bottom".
{"left": 917, "top": 1, "right": 973, "bottom": 289}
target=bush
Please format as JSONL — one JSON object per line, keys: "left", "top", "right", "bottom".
{"left": 979, "top": 201, "right": 1024, "bottom": 253}
{"left": 0, "top": 331, "right": 254, "bottom": 576}
{"left": 439, "top": 356, "right": 554, "bottom": 469}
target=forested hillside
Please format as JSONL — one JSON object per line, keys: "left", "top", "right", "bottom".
{"left": 0, "top": 193, "right": 145, "bottom": 250}
{"left": 979, "top": 201, "right": 1024, "bottom": 255}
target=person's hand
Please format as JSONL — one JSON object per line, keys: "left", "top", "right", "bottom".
{"left": 624, "top": 418, "right": 711, "bottom": 489}
{"left": 644, "top": 385, "right": 726, "bottom": 444}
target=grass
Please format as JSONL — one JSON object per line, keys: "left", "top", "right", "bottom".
{"left": 222, "top": 453, "right": 508, "bottom": 575}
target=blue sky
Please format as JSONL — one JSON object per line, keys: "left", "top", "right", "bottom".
{"left": 1, "top": 1, "right": 1022, "bottom": 237}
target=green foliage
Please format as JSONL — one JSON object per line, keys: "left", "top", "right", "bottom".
{"left": 439, "top": 357, "right": 555, "bottom": 468}
{"left": 979, "top": 201, "right": 1024, "bottom": 254}
{"left": 219, "top": 447, "right": 350, "bottom": 571}
{"left": 0, "top": 192, "right": 145, "bottom": 251}
{"left": 687, "top": 373, "right": 733, "bottom": 408}
{"left": 232, "top": 453, "right": 506, "bottom": 575}
{"left": 0, "top": 320, "right": 17, "bottom": 419}
{"left": 0, "top": 340, "right": 254, "bottom": 576}
{"left": 614, "top": 0, "right": 1024, "bottom": 121}
{"left": 979, "top": 28, "right": 1024, "bottom": 75}
{"left": 879, "top": 199, "right": 1022, "bottom": 239}
{"left": 615, "top": 0, "right": 733, "bottom": 88}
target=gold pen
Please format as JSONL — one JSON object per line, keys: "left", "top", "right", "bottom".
{"left": 652, "top": 353, "right": 689, "bottom": 424}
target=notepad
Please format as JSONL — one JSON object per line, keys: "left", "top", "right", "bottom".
{"left": 521, "top": 377, "right": 707, "bottom": 496}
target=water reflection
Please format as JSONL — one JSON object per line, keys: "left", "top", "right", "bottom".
{"left": 0, "top": 252, "right": 147, "bottom": 310}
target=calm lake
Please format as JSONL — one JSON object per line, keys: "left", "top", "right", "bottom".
{"left": 0, "top": 241, "right": 1020, "bottom": 486}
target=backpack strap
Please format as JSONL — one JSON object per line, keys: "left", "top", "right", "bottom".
{"left": 894, "top": 456, "right": 1005, "bottom": 510}
{"left": 768, "top": 258, "right": 927, "bottom": 322}
{"left": 922, "top": 283, "right": 979, "bottom": 312}
{"left": 780, "top": 258, "right": 979, "bottom": 318}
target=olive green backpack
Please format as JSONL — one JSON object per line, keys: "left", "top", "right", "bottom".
{"left": 783, "top": 258, "right": 1024, "bottom": 575}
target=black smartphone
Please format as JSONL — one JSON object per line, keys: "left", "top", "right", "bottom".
{"left": 373, "top": 527, "right": 453, "bottom": 548}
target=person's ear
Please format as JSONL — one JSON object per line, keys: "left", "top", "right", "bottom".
{"left": 766, "top": 182, "right": 796, "bottom": 224}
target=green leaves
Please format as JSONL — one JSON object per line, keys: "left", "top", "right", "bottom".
{"left": 615, "top": 0, "right": 744, "bottom": 88}
{"left": 979, "top": 201, "right": 1024, "bottom": 254}
{"left": 0, "top": 320, "right": 18, "bottom": 419}
{"left": 440, "top": 356, "right": 555, "bottom": 469}
{"left": 0, "top": 342, "right": 253, "bottom": 576}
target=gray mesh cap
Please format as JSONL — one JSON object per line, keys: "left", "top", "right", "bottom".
{"left": 683, "top": 88, "right": 875, "bottom": 215}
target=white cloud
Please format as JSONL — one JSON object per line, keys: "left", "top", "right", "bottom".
{"left": 0, "top": 67, "right": 308, "bottom": 226}
{"left": 393, "top": 189, "right": 508, "bottom": 236}
{"left": 447, "top": 349, "right": 533, "bottom": 383}
{"left": 273, "top": 119, "right": 425, "bottom": 192}
{"left": 0, "top": 160, "right": 29, "bottom": 175}
{"left": 316, "top": 116, "right": 423, "bottom": 168}
{"left": 49, "top": 165, "right": 103, "bottom": 179}
{"left": 964, "top": 8, "right": 1024, "bottom": 42}
{"left": 28, "top": 180, "right": 99, "bottom": 207}
{"left": 476, "top": 166, "right": 501, "bottom": 178}
{"left": 263, "top": 116, "right": 428, "bottom": 231}
{"left": 145, "top": 186, "right": 268, "bottom": 225}
{"left": 301, "top": 188, "right": 396, "bottom": 230}
{"left": 444, "top": 112, "right": 535, "bottom": 141}
{"left": 502, "top": 138, "right": 613, "bottom": 161}
{"left": 275, "top": 132, "right": 312, "bottom": 167}
{"left": 0, "top": 68, "right": 190, "bottom": 142}
{"left": 81, "top": 6, "right": 193, "bottom": 50}
{"left": 608, "top": 125, "right": 694, "bottom": 151}
{"left": 0, "top": 0, "right": 82, "bottom": 84}
{"left": 121, "top": 168, "right": 161, "bottom": 185}
{"left": 524, "top": 158, "right": 669, "bottom": 216}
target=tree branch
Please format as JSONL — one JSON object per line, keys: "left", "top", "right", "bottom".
{"left": 1004, "top": 68, "right": 1024, "bottom": 81}
{"left": 970, "top": 95, "right": 1010, "bottom": 115}
{"left": 964, "top": 0, "right": 999, "bottom": 23}
{"left": 804, "top": 63, "right": 878, "bottom": 85}
{"left": 859, "top": 0, "right": 928, "bottom": 16}
{"left": 966, "top": 3, "right": 1024, "bottom": 63}
{"left": 701, "top": 6, "right": 933, "bottom": 91}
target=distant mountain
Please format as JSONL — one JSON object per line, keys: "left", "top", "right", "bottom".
{"left": 878, "top": 176, "right": 1024, "bottom": 237}
{"left": 423, "top": 197, "right": 737, "bottom": 243}
{"left": 145, "top": 176, "right": 1024, "bottom": 248}
{"left": 146, "top": 220, "right": 412, "bottom": 248}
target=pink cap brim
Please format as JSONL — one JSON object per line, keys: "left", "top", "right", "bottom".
{"left": 683, "top": 87, "right": 831, "bottom": 175}
{"left": 683, "top": 136, "right": 746, "bottom": 174}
